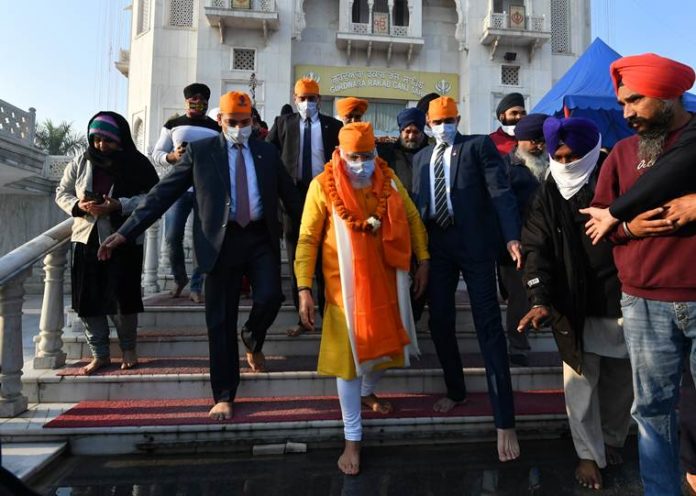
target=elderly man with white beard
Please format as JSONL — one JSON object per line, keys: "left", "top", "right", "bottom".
{"left": 498, "top": 113, "right": 549, "bottom": 366}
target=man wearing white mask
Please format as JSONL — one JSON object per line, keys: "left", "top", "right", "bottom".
{"left": 98, "top": 92, "right": 303, "bottom": 421}
{"left": 518, "top": 117, "right": 632, "bottom": 491}
{"left": 412, "top": 97, "right": 523, "bottom": 462}
{"left": 295, "top": 122, "right": 429, "bottom": 475}
{"left": 267, "top": 78, "right": 343, "bottom": 337}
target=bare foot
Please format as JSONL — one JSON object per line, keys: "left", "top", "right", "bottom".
{"left": 208, "top": 401, "right": 233, "bottom": 421}
{"left": 189, "top": 291, "right": 203, "bottom": 304}
{"left": 246, "top": 351, "right": 267, "bottom": 373}
{"left": 121, "top": 350, "right": 138, "bottom": 370}
{"left": 685, "top": 472, "right": 696, "bottom": 496}
{"left": 170, "top": 277, "right": 189, "bottom": 298}
{"left": 575, "top": 459, "right": 602, "bottom": 490}
{"left": 605, "top": 444, "right": 623, "bottom": 465}
{"left": 432, "top": 396, "right": 467, "bottom": 413}
{"left": 286, "top": 324, "right": 305, "bottom": 337}
{"left": 497, "top": 428, "right": 520, "bottom": 462}
{"left": 361, "top": 394, "right": 393, "bottom": 414}
{"left": 83, "top": 357, "right": 111, "bottom": 375}
{"left": 337, "top": 440, "right": 361, "bottom": 475}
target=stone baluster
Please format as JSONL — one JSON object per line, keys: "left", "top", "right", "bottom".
{"left": 387, "top": 0, "right": 394, "bottom": 33}
{"left": 33, "top": 243, "right": 69, "bottom": 369}
{"left": 143, "top": 220, "right": 162, "bottom": 295}
{"left": 0, "top": 268, "right": 30, "bottom": 417}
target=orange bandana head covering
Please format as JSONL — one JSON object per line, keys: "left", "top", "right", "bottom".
{"left": 428, "top": 96, "right": 458, "bottom": 120}
{"left": 336, "top": 97, "right": 368, "bottom": 117}
{"left": 219, "top": 91, "right": 252, "bottom": 115}
{"left": 294, "top": 77, "right": 320, "bottom": 96}
{"left": 610, "top": 53, "right": 695, "bottom": 99}
{"left": 338, "top": 122, "right": 375, "bottom": 153}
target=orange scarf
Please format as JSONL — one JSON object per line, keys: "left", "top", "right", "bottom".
{"left": 324, "top": 150, "right": 412, "bottom": 362}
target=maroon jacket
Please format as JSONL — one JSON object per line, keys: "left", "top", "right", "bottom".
{"left": 489, "top": 127, "right": 517, "bottom": 156}
{"left": 592, "top": 123, "right": 696, "bottom": 301}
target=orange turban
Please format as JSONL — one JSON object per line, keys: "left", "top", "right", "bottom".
{"left": 610, "top": 53, "right": 695, "bottom": 99}
{"left": 428, "top": 96, "right": 458, "bottom": 120}
{"left": 336, "top": 97, "right": 368, "bottom": 117}
{"left": 338, "top": 122, "right": 375, "bottom": 153}
{"left": 219, "top": 91, "right": 252, "bottom": 115}
{"left": 294, "top": 77, "right": 320, "bottom": 96}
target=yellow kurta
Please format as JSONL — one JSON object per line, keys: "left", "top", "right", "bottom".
{"left": 295, "top": 169, "right": 429, "bottom": 380}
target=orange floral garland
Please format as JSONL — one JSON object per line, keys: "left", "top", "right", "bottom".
{"left": 326, "top": 159, "right": 392, "bottom": 233}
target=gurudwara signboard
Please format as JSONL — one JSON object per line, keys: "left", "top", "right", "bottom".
{"left": 295, "top": 65, "right": 459, "bottom": 101}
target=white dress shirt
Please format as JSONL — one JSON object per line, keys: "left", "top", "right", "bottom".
{"left": 297, "top": 114, "right": 326, "bottom": 180}
{"left": 227, "top": 141, "right": 263, "bottom": 222}
{"left": 428, "top": 142, "right": 454, "bottom": 218}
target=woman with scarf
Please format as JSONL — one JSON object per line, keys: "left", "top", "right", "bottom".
{"left": 56, "top": 112, "right": 159, "bottom": 374}
{"left": 295, "top": 122, "right": 429, "bottom": 475}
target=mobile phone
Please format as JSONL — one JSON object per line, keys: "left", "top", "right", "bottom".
{"left": 83, "top": 190, "right": 105, "bottom": 204}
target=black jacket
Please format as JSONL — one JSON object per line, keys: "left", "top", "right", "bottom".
{"left": 266, "top": 112, "right": 342, "bottom": 182}
{"left": 377, "top": 138, "right": 429, "bottom": 196}
{"left": 521, "top": 158, "right": 620, "bottom": 372}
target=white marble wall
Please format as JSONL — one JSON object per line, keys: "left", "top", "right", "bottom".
{"left": 0, "top": 194, "right": 66, "bottom": 257}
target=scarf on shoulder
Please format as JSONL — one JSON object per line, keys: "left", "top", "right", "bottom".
{"left": 322, "top": 150, "right": 412, "bottom": 363}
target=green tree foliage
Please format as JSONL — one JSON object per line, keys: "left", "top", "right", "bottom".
{"left": 35, "top": 120, "right": 87, "bottom": 156}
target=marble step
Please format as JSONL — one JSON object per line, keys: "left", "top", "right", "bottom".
{"left": 57, "top": 327, "right": 556, "bottom": 359}
{"left": 1, "top": 398, "right": 568, "bottom": 456}
{"left": 22, "top": 353, "right": 562, "bottom": 403}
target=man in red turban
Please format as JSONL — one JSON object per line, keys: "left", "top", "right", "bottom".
{"left": 582, "top": 53, "right": 696, "bottom": 495}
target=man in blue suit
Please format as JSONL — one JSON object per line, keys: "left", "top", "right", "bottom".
{"left": 412, "top": 96, "right": 523, "bottom": 462}
{"left": 99, "top": 91, "right": 303, "bottom": 421}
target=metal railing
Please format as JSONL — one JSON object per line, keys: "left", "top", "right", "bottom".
{"left": 482, "top": 12, "right": 546, "bottom": 32}
{"left": 0, "top": 219, "right": 73, "bottom": 417}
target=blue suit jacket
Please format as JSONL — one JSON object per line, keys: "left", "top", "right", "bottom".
{"left": 119, "top": 134, "right": 302, "bottom": 273}
{"left": 412, "top": 133, "right": 521, "bottom": 261}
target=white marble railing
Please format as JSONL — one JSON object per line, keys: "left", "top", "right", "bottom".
{"left": 0, "top": 99, "right": 36, "bottom": 145}
{"left": 350, "top": 22, "right": 410, "bottom": 37}
{"left": 42, "top": 155, "right": 74, "bottom": 181}
{"left": 0, "top": 219, "right": 73, "bottom": 417}
{"left": 482, "top": 12, "right": 546, "bottom": 32}
{"left": 209, "top": 0, "right": 277, "bottom": 11}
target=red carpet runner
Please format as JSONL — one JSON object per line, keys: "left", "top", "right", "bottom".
{"left": 44, "top": 391, "right": 565, "bottom": 429}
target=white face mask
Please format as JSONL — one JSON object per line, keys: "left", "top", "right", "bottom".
{"left": 431, "top": 123, "right": 457, "bottom": 144}
{"left": 297, "top": 100, "right": 318, "bottom": 120}
{"left": 501, "top": 124, "right": 516, "bottom": 136}
{"left": 224, "top": 125, "right": 252, "bottom": 145}
{"left": 345, "top": 158, "right": 375, "bottom": 180}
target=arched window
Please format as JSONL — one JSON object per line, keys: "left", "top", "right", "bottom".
{"left": 352, "top": 0, "right": 369, "bottom": 23}
{"left": 393, "top": 0, "right": 409, "bottom": 26}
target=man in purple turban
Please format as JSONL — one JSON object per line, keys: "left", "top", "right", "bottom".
{"left": 517, "top": 117, "right": 633, "bottom": 490}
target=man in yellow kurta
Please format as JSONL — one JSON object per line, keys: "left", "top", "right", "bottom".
{"left": 295, "top": 122, "right": 429, "bottom": 475}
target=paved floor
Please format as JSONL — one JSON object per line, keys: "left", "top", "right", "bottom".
{"left": 31, "top": 438, "right": 644, "bottom": 495}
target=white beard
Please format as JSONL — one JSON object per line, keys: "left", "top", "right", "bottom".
{"left": 515, "top": 148, "right": 549, "bottom": 182}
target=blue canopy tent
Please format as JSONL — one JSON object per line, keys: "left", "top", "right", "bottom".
{"left": 533, "top": 38, "right": 696, "bottom": 148}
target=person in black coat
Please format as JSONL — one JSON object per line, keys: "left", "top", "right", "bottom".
{"left": 99, "top": 92, "right": 303, "bottom": 421}
{"left": 518, "top": 117, "right": 633, "bottom": 491}
{"left": 412, "top": 96, "right": 522, "bottom": 462}
{"left": 266, "top": 77, "right": 342, "bottom": 337}
{"left": 497, "top": 113, "right": 549, "bottom": 366}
